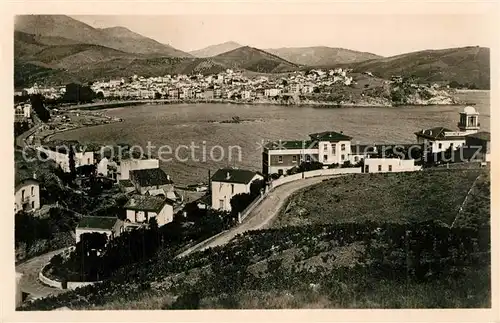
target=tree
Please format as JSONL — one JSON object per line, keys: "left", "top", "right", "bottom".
{"left": 30, "top": 94, "right": 51, "bottom": 122}
{"left": 230, "top": 193, "right": 254, "bottom": 216}
{"left": 249, "top": 179, "right": 265, "bottom": 198}
{"left": 68, "top": 146, "right": 76, "bottom": 181}
{"left": 63, "top": 83, "right": 96, "bottom": 103}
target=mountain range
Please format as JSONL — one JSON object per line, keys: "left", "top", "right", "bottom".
{"left": 14, "top": 15, "right": 490, "bottom": 89}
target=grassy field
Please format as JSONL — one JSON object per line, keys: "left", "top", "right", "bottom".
{"left": 271, "top": 169, "right": 487, "bottom": 228}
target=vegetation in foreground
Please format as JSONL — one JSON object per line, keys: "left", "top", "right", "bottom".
{"left": 20, "top": 169, "right": 490, "bottom": 310}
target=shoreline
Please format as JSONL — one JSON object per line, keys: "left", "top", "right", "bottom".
{"left": 60, "top": 97, "right": 475, "bottom": 111}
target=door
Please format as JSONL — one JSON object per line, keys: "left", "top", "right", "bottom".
{"left": 219, "top": 199, "right": 224, "bottom": 210}
{"left": 364, "top": 165, "right": 369, "bottom": 173}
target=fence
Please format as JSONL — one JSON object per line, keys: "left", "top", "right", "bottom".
{"left": 237, "top": 167, "right": 363, "bottom": 224}
{"left": 270, "top": 167, "right": 362, "bottom": 189}
{"left": 38, "top": 247, "right": 101, "bottom": 291}
{"left": 238, "top": 191, "right": 267, "bottom": 223}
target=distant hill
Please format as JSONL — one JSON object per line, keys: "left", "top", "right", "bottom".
{"left": 14, "top": 15, "right": 191, "bottom": 57}
{"left": 346, "top": 46, "right": 490, "bottom": 89}
{"left": 190, "top": 41, "right": 242, "bottom": 58}
{"left": 265, "top": 46, "right": 382, "bottom": 66}
{"left": 213, "top": 46, "right": 300, "bottom": 73}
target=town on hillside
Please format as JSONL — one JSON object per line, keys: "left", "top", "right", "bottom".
{"left": 13, "top": 13, "right": 492, "bottom": 312}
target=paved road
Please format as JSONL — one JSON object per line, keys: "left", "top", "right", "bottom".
{"left": 16, "top": 248, "right": 68, "bottom": 300}
{"left": 177, "top": 175, "right": 341, "bottom": 257}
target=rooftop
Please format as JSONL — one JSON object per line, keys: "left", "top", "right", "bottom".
{"left": 124, "top": 194, "right": 173, "bottom": 212}
{"left": 264, "top": 140, "right": 319, "bottom": 150}
{"left": 309, "top": 131, "right": 353, "bottom": 142}
{"left": 129, "top": 168, "right": 173, "bottom": 187}
{"left": 414, "top": 127, "right": 465, "bottom": 140}
{"left": 77, "top": 216, "right": 118, "bottom": 230}
{"left": 211, "top": 168, "right": 261, "bottom": 184}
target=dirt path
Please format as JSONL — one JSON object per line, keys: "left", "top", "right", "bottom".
{"left": 16, "top": 248, "right": 68, "bottom": 300}
{"left": 177, "top": 175, "right": 340, "bottom": 257}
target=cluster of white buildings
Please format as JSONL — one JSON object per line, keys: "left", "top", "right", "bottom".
{"left": 15, "top": 83, "right": 66, "bottom": 99}
{"left": 28, "top": 142, "right": 178, "bottom": 244}
{"left": 262, "top": 107, "right": 490, "bottom": 176}
{"left": 89, "top": 68, "right": 355, "bottom": 101}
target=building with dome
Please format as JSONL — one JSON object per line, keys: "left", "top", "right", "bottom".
{"left": 414, "top": 106, "right": 484, "bottom": 153}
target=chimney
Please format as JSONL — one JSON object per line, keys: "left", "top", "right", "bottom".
{"left": 130, "top": 198, "right": 135, "bottom": 206}
{"left": 33, "top": 172, "right": 36, "bottom": 179}
{"left": 226, "top": 172, "right": 231, "bottom": 180}
{"left": 167, "top": 174, "right": 171, "bottom": 181}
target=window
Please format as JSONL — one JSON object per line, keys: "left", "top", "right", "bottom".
{"left": 231, "top": 184, "right": 234, "bottom": 195}
{"left": 388, "top": 165, "right": 392, "bottom": 171}
{"left": 323, "top": 155, "right": 328, "bottom": 162}
{"left": 331, "top": 144, "right": 336, "bottom": 150}
{"left": 21, "top": 189, "right": 25, "bottom": 200}
{"left": 365, "top": 165, "right": 369, "bottom": 173}
{"left": 341, "top": 154, "right": 345, "bottom": 161}
{"left": 87, "top": 158, "right": 90, "bottom": 164}
{"left": 278, "top": 155, "right": 283, "bottom": 163}
{"left": 31, "top": 187, "right": 34, "bottom": 195}
{"left": 378, "top": 165, "right": 382, "bottom": 171}
{"left": 306, "top": 155, "right": 311, "bottom": 162}
{"left": 219, "top": 199, "right": 224, "bottom": 209}
{"left": 438, "top": 143, "right": 442, "bottom": 149}
{"left": 354, "top": 156, "right": 359, "bottom": 162}
{"left": 323, "top": 144, "right": 328, "bottom": 150}
{"left": 292, "top": 155, "right": 297, "bottom": 163}
{"left": 31, "top": 201, "right": 35, "bottom": 209}
{"left": 341, "top": 144, "right": 346, "bottom": 151}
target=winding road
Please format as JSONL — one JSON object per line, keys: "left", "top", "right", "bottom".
{"left": 177, "top": 175, "right": 341, "bottom": 258}
{"left": 16, "top": 248, "right": 68, "bottom": 300}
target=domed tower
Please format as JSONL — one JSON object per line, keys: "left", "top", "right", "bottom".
{"left": 458, "top": 106, "right": 480, "bottom": 135}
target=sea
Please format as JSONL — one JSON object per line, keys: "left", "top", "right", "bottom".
{"left": 52, "top": 91, "right": 490, "bottom": 185}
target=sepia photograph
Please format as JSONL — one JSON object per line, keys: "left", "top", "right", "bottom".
{"left": 8, "top": 2, "right": 495, "bottom": 316}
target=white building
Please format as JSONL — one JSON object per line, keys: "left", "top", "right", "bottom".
{"left": 15, "top": 176, "right": 40, "bottom": 214}
{"left": 211, "top": 168, "right": 264, "bottom": 212}
{"left": 117, "top": 158, "right": 159, "bottom": 181}
{"left": 36, "top": 146, "right": 94, "bottom": 173}
{"left": 124, "top": 194, "right": 174, "bottom": 227}
{"left": 75, "top": 216, "right": 124, "bottom": 243}
{"left": 363, "top": 158, "right": 422, "bottom": 173}
{"left": 264, "top": 88, "right": 281, "bottom": 97}
{"left": 415, "top": 106, "right": 481, "bottom": 153}
{"left": 262, "top": 131, "right": 355, "bottom": 176}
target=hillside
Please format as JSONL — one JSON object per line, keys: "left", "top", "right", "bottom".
{"left": 190, "top": 41, "right": 242, "bottom": 58}
{"left": 213, "top": 46, "right": 300, "bottom": 73}
{"left": 14, "top": 15, "right": 191, "bottom": 57}
{"left": 21, "top": 169, "right": 490, "bottom": 310}
{"left": 266, "top": 46, "right": 382, "bottom": 66}
{"left": 346, "top": 46, "right": 490, "bottom": 89}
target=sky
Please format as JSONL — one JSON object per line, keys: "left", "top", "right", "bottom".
{"left": 72, "top": 14, "right": 493, "bottom": 56}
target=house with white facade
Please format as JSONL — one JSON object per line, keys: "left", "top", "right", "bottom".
{"left": 262, "top": 131, "right": 354, "bottom": 175}
{"left": 75, "top": 216, "right": 124, "bottom": 243}
{"left": 36, "top": 145, "right": 94, "bottom": 173}
{"left": 117, "top": 158, "right": 159, "bottom": 181}
{"left": 124, "top": 194, "right": 174, "bottom": 227}
{"left": 15, "top": 175, "right": 40, "bottom": 214}
{"left": 211, "top": 168, "right": 264, "bottom": 212}
{"left": 129, "top": 167, "right": 174, "bottom": 195}
{"left": 414, "top": 106, "right": 481, "bottom": 153}
{"left": 363, "top": 158, "right": 422, "bottom": 173}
